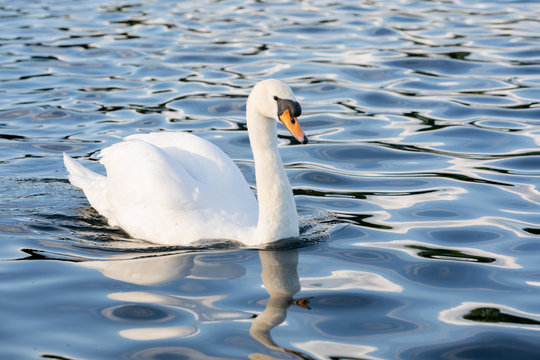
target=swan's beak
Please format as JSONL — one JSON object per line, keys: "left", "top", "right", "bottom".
{"left": 279, "top": 109, "right": 308, "bottom": 144}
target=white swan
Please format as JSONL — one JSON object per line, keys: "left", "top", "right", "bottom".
{"left": 64, "top": 79, "right": 307, "bottom": 246}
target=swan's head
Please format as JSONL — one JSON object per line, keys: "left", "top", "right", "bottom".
{"left": 248, "top": 79, "right": 308, "bottom": 144}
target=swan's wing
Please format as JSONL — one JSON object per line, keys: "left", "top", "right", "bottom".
{"left": 120, "top": 132, "right": 257, "bottom": 214}
{"left": 100, "top": 139, "right": 199, "bottom": 214}
{"left": 97, "top": 132, "right": 258, "bottom": 243}
{"left": 125, "top": 132, "right": 248, "bottom": 190}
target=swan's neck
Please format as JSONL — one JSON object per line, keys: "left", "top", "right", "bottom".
{"left": 247, "top": 110, "right": 299, "bottom": 243}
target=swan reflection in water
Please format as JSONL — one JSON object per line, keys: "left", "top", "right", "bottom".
{"left": 81, "top": 247, "right": 312, "bottom": 358}
{"left": 251, "top": 249, "right": 314, "bottom": 359}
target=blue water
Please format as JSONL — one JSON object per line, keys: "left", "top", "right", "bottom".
{"left": 2, "top": 0, "right": 540, "bottom": 359}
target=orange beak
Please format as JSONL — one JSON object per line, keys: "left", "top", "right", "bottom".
{"left": 279, "top": 109, "right": 308, "bottom": 144}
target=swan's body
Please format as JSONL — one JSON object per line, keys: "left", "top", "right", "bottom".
{"left": 64, "top": 79, "right": 307, "bottom": 246}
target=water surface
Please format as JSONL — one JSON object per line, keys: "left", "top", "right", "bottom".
{"left": 2, "top": 1, "right": 540, "bottom": 359}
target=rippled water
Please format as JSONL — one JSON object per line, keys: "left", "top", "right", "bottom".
{"left": 2, "top": 0, "right": 540, "bottom": 359}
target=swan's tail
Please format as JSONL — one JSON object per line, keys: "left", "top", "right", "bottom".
{"left": 63, "top": 153, "right": 103, "bottom": 187}
{"left": 63, "top": 153, "right": 108, "bottom": 215}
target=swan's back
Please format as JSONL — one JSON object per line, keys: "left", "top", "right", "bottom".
{"left": 65, "top": 132, "right": 258, "bottom": 245}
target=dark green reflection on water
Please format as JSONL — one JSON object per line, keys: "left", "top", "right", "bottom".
{"left": 464, "top": 307, "right": 540, "bottom": 326}
{"left": 407, "top": 245, "right": 496, "bottom": 263}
